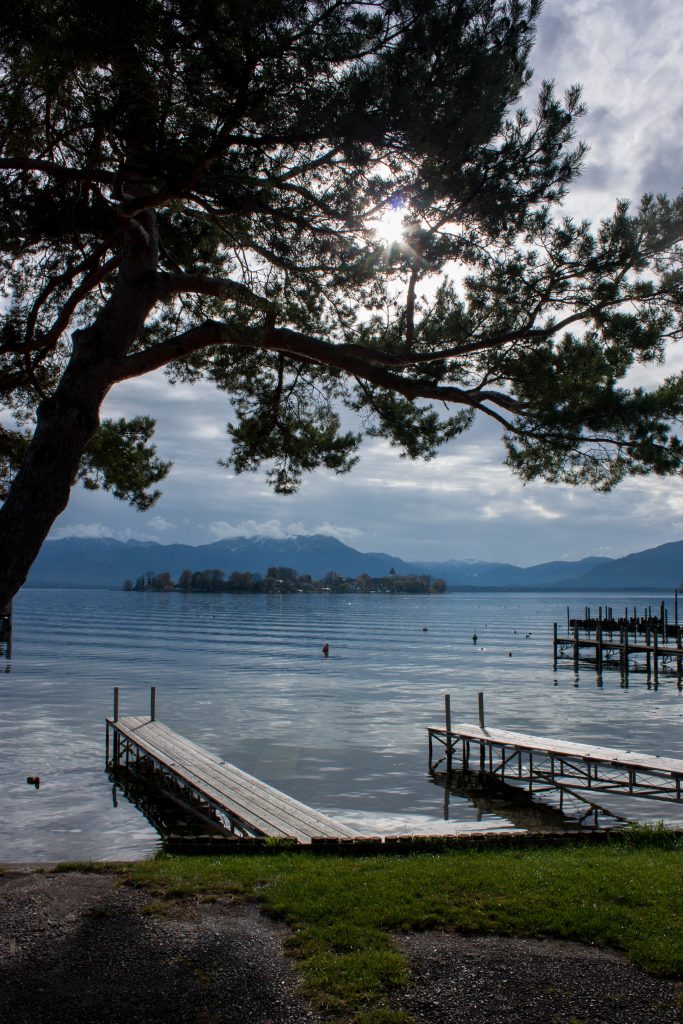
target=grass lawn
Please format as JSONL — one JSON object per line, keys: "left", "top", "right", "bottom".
{"left": 77, "top": 826, "right": 681, "bottom": 1023}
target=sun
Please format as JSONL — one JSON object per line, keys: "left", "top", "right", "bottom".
{"left": 370, "top": 204, "right": 406, "bottom": 246}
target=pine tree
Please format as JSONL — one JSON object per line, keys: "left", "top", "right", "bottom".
{"left": 1, "top": 1, "right": 683, "bottom": 605}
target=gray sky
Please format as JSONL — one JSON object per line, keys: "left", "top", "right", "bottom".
{"left": 49, "top": 0, "right": 683, "bottom": 566}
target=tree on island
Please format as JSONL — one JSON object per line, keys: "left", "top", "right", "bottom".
{"left": 129, "top": 566, "right": 445, "bottom": 594}
{"left": 1, "top": 1, "right": 683, "bottom": 608}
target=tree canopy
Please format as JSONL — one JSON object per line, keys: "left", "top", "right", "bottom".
{"left": 1, "top": 0, "right": 683, "bottom": 606}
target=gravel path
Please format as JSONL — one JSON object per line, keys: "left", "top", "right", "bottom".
{"left": 1, "top": 867, "right": 681, "bottom": 1023}
{"left": 0, "top": 868, "right": 319, "bottom": 1024}
{"left": 392, "top": 931, "right": 683, "bottom": 1024}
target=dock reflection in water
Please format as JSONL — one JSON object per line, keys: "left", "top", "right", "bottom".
{"left": 433, "top": 770, "right": 626, "bottom": 833}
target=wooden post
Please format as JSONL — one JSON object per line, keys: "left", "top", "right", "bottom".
{"left": 596, "top": 621, "right": 603, "bottom": 675}
{"left": 553, "top": 622, "right": 558, "bottom": 669}
{"left": 573, "top": 623, "right": 579, "bottom": 670}
{"left": 566, "top": 606, "right": 570, "bottom": 631}
{"left": 653, "top": 630, "right": 659, "bottom": 684}
{"left": 618, "top": 626, "right": 624, "bottom": 673}
{"left": 623, "top": 628, "right": 629, "bottom": 681}
{"left": 646, "top": 627, "right": 652, "bottom": 678}
{"left": 675, "top": 590, "right": 679, "bottom": 628}
{"left": 150, "top": 686, "right": 156, "bottom": 722}
{"left": 113, "top": 687, "right": 120, "bottom": 766}
{"left": 444, "top": 693, "right": 452, "bottom": 775}
{"left": 477, "top": 692, "right": 486, "bottom": 771}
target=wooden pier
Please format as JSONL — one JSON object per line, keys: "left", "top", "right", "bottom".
{"left": 429, "top": 694, "right": 683, "bottom": 807}
{"left": 106, "top": 688, "right": 359, "bottom": 843}
{"left": 107, "top": 689, "right": 532, "bottom": 846}
{"left": 553, "top": 595, "right": 683, "bottom": 680}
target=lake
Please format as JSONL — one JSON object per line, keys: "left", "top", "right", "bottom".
{"left": 1, "top": 587, "right": 682, "bottom": 862}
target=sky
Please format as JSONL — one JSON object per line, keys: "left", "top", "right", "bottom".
{"left": 45, "top": 0, "right": 683, "bottom": 566}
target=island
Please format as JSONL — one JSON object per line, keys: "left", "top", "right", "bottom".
{"left": 123, "top": 566, "right": 446, "bottom": 595}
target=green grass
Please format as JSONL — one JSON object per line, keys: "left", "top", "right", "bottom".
{"left": 110, "top": 829, "right": 683, "bottom": 1021}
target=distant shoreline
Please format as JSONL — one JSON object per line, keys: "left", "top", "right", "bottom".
{"left": 21, "top": 583, "right": 676, "bottom": 595}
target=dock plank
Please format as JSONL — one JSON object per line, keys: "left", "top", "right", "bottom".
{"left": 112, "top": 725, "right": 343, "bottom": 840}
{"left": 109, "top": 716, "right": 358, "bottom": 841}
{"left": 120, "top": 718, "right": 358, "bottom": 837}
{"left": 111, "top": 719, "right": 340, "bottom": 840}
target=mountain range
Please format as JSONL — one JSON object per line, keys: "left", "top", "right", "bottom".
{"left": 22, "top": 534, "right": 683, "bottom": 591}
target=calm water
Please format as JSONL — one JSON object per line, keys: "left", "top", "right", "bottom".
{"left": 1, "top": 588, "right": 682, "bottom": 862}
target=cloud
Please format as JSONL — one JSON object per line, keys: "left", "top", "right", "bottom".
{"left": 148, "top": 515, "right": 176, "bottom": 533}
{"left": 209, "top": 519, "right": 293, "bottom": 540}
{"left": 49, "top": 518, "right": 174, "bottom": 543}
{"left": 208, "top": 518, "right": 363, "bottom": 545}
{"left": 50, "top": 522, "right": 118, "bottom": 540}
{"left": 314, "top": 523, "right": 363, "bottom": 545}
{"left": 522, "top": 499, "right": 563, "bottom": 521}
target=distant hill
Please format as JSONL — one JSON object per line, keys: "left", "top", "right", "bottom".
{"left": 22, "top": 534, "right": 683, "bottom": 591}
{"left": 408, "top": 555, "right": 612, "bottom": 588}
{"left": 553, "top": 540, "right": 683, "bottom": 590}
{"left": 25, "top": 535, "right": 419, "bottom": 589}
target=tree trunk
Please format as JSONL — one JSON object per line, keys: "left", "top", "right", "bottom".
{"left": 0, "top": 357, "right": 113, "bottom": 605}
{"left": 0, "top": 212, "right": 160, "bottom": 608}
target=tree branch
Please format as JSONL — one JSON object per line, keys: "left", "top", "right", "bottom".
{"left": 158, "top": 272, "right": 274, "bottom": 312}
{"left": 0, "top": 157, "right": 115, "bottom": 185}
{"left": 405, "top": 266, "right": 418, "bottom": 355}
{"left": 110, "top": 320, "right": 522, "bottom": 418}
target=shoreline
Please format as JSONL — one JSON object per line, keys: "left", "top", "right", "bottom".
{"left": 2, "top": 840, "right": 682, "bottom": 1024}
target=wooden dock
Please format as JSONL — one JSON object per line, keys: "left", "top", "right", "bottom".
{"left": 106, "top": 689, "right": 359, "bottom": 843}
{"left": 553, "top": 623, "right": 683, "bottom": 680}
{"left": 107, "top": 690, "right": 532, "bottom": 846}
{"left": 429, "top": 694, "right": 683, "bottom": 806}
{"left": 553, "top": 596, "right": 683, "bottom": 680}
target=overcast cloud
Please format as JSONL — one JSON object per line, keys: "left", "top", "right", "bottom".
{"left": 44, "top": 1, "right": 683, "bottom": 566}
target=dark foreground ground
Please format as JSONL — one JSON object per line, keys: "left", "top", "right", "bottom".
{"left": 1, "top": 866, "right": 681, "bottom": 1024}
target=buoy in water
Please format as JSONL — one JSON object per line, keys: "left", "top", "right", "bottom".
{"left": 322, "top": 642, "right": 330, "bottom": 657}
